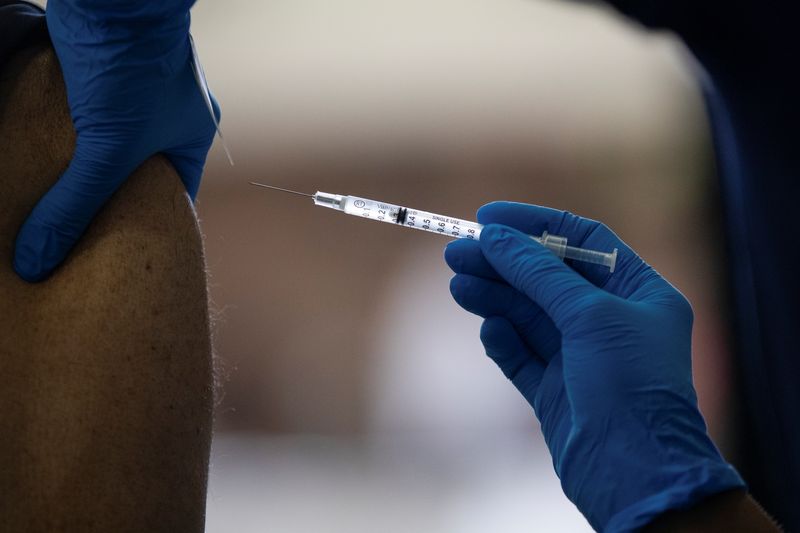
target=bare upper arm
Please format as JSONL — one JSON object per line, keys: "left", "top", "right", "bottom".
{"left": 0, "top": 45, "right": 213, "bottom": 532}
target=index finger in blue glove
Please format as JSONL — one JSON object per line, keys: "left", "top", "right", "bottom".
{"left": 478, "top": 202, "right": 629, "bottom": 289}
{"left": 444, "top": 238, "right": 501, "bottom": 280}
{"left": 479, "top": 224, "right": 605, "bottom": 333}
{"left": 448, "top": 203, "right": 610, "bottom": 283}
{"left": 13, "top": 142, "right": 138, "bottom": 282}
{"left": 478, "top": 202, "right": 672, "bottom": 301}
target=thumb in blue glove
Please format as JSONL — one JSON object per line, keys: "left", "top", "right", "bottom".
{"left": 13, "top": 0, "right": 219, "bottom": 282}
{"left": 445, "top": 201, "right": 744, "bottom": 532}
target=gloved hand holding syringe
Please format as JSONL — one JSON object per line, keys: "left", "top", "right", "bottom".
{"left": 249, "top": 182, "right": 618, "bottom": 272}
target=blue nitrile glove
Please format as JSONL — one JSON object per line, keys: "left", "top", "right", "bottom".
{"left": 13, "top": 0, "right": 219, "bottom": 282}
{"left": 444, "top": 202, "right": 745, "bottom": 532}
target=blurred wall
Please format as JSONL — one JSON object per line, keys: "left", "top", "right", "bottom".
{"left": 189, "top": 0, "right": 734, "bottom": 448}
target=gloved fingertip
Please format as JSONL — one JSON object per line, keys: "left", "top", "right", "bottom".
{"left": 476, "top": 201, "right": 510, "bottom": 223}
{"left": 443, "top": 239, "right": 472, "bottom": 271}
{"left": 443, "top": 240, "right": 459, "bottom": 265}
{"left": 478, "top": 224, "right": 513, "bottom": 250}
{"left": 481, "top": 223, "right": 545, "bottom": 255}
{"left": 14, "top": 254, "right": 49, "bottom": 283}
{"left": 13, "top": 220, "right": 67, "bottom": 283}
{"left": 449, "top": 274, "right": 467, "bottom": 298}
{"left": 479, "top": 316, "right": 509, "bottom": 347}
{"left": 13, "top": 248, "right": 47, "bottom": 283}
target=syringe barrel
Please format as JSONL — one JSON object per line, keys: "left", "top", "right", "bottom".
{"left": 333, "top": 194, "right": 484, "bottom": 240}
{"left": 314, "top": 192, "right": 616, "bottom": 272}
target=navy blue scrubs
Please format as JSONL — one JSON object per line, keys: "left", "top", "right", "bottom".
{"left": 607, "top": 2, "right": 800, "bottom": 528}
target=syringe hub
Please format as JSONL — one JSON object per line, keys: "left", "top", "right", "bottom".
{"left": 313, "top": 191, "right": 345, "bottom": 211}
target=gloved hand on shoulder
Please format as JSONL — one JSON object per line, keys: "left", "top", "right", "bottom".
{"left": 445, "top": 201, "right": 745, "bottom": 532}
{"left": 14, "top": 0, "right": 220, "bottom": 282}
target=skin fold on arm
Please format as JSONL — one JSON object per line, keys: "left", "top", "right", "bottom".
{"left": 0, "top": 45, "right": 213, "bottom": 532}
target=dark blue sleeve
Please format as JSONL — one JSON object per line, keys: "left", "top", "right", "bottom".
{"left": 605, "top": 2, "right": 800, "bottom": 529}
{"left": 67, "top": 0, "right": 196, "bottom": 22}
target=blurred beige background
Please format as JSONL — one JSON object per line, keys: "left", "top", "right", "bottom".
{"left": 185, "top": 0, "right": 734, "bottom": 531}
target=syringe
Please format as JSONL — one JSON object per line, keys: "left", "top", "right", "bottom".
{"left": 250, "top": 182, "right": 617, "bottom": 272}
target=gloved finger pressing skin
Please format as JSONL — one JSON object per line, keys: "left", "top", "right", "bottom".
{"left": 444, "top": 238, "right": 501, "bottom": 280}
{"left": 480, "top": 316, "right": 546, "bottom": 401}
{"left": 13, "top": 145, "right": 139, "bottom": 282}
{"left": 13, "top": 3, "right": 221, "bottom": 283}
{"left": 450, "top": 274, "right": 561, "bottom": 361}
{"left": 166, "top": 146, "right": 211, "bottom": 201}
